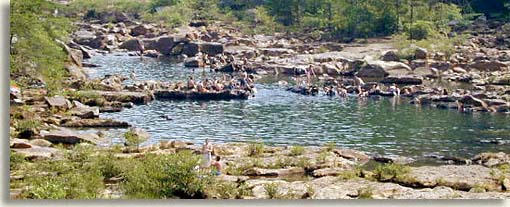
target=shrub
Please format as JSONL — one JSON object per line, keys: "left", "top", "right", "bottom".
{"left": 15, "top": 119, "right": 41, "bottom": 138}
{"left": 323, "top": 142, "right": 336, "bottom": 152}
{"left": 121, "top": 151, "right": 211, "bottom": 199}
{"left": 373, "top": 163, "right": 411, "bottom": 182}
{"left": 289, "top": 145, "right": 305, "bottom": 156}
{"left": 95, "top": 152, "right": 123, "bottom": 179}
{"left": 124, "top": 129, "right": 147, "bottom": 152}
{"left": 407, "top": 20, "right": 436, "bottom": 41}
{"left": 247, "top": 142, "right": 264, "bottom": 157}
{"left": 264, "top": 183, "right": 280, "bottom": 199}
{"left": 10, "top": 151, "right": 26, "bottom": 170}
{"left": 357, "top": 186, "right": 374, "bottom": 199}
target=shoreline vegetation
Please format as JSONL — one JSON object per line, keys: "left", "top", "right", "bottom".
{"left": 9, "top": 0, "right": 510, "bottom": 199}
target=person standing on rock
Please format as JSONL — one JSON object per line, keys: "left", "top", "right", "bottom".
{"left": 201, "top": 138, "right": 213, "bottom": 169}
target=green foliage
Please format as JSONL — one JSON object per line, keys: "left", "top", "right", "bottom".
{"left": 142, "top": 3, "right": 193, "bottom": 28}
{"left": 24, "top": 149, "right": 104, "bottom": 199}
{"left": 121, "top": 151, "right": 211, "bottom": 198}
{"left": 10, "top": 0, "right": 72, "bottom": 92}
{"left": 248, "top": 142, "right": 264, "bottom": 157}
{"left": 407, "top": 20, "right": 436, "bottom": 40}
{"left": 264, "top": 183, "right": 280, "bottom": 199}
{"left": 289, "top": 145, "right": 305, "bottom": 156}
{"left": 323, "top": 141, "right": 336, "bottom": 152}
{"left": 10, "top": 151, "right": 26, "bottom": 170}
{"left": 205, "top": 182, "right": 252, "bottom": 199}
{"left": 14, "top": 119, "right": 41, "bottom": 137}
{"left": 67, "top": 0, "right": 147, "bottom": 16}
{"left": 357, "top": 186, "right": 374, "bottom": 199}
{"left": 123, "top": 129, "right": 147, "bottom": 152}
{"left": 373, "top": 163, "right": 411, "bottom": 182}
{"left": 95, "top": 152, "right": 123, "bottom": 179}
{"left": 394, "top": 32, "right": 468, "bottom": 59}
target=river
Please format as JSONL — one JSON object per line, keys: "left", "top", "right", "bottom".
{"left": 84, "top": 54, "right": 510, "bottom": 160}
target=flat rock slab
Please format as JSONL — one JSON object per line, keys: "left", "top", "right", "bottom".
{"left": 12, "top": 146, "right": 64, "bottom": 161}
{"left": 244, "top": 167, "right": 305, "bottom": 177}
{"left": 216, "top": 175, "right": 250, "bottom": 183}
{"left": 312, "top": 167, "right": 353, "bottom": 177}
{"left": 45, "top": 96, "right": 72, "bottom": 110}
{"left": 95, "top": 91, "right": 152, "bottom": 104}
{"left": 333, "top": 149, "right": 371, "bottom": 164}
{"left": 402, "top": 165, "right": 506, "bottom": 191}
{"left": 61, "top": 118, "right": 130, "bottom": 128}
{"left": 41, "top": 128, "right": 100, "bottom": 144}
{"left": 10, "top": 138, "right": 33, "bottom": 149}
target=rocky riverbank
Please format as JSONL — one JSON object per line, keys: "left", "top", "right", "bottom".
{"left": 9, "top": 10, "right": 510, "bottom": 199}
{"left": 9, "top": 139, "right": 510, "bottom": 199}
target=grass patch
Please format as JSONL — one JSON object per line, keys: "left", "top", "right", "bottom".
{"left": 373, "top": 163, "right": 411, "bottom": 182}
{"left": 289, "top": 145, "right": 305, "bottom": 156}
{"left": 323, "top": 142, "right": 336, "bottom": 152}
{"left": 357, "top": 186, "right": 374, "bottom": 199}
{"left": 264, "top": 183, "right": 281, "bottom": 199}
{"left": 247, "top": 142, "right": 264, "bottom": 157}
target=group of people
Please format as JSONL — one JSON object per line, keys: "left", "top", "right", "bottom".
{"left": 186, "top": 72, "right": 255, "bottom": 93}
{"left": 322, "top": 76, "right": 402, "bottom": 98}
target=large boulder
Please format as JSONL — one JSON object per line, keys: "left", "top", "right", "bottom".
{"left": 119, "top": 39, "right": 144, "bottom": 51}
{"left": 155, "top": 36, "right": 175, "bottom": 55}
{"left": 356, "top": 64, "right": 389, "bottom": 78}
{"left": 141, "top": 38, "right": 159, "bottom": 50}
{"left": 199, "top": 42, "right": 224, "bottom": 56}
{"left": 73, "top": 31, "right": 107, "bottom": 49}
{"left": 415, "top": 48, "right": 428, "bottom": 59}
{"left": 65, "top": 64, "right": 88, "bottom": 80}
{"left": 381, "top": 51, "right": 400, "bottom": 62}
{"left": 183, "top": 42, "right": 200, "bottom": 56}
{"left": 130, "top": 24, "right": 154, "bottom": 37}
{"left": 41, "top": 128, "right": 100, "bottom": 144}
{"left": 69, "top": 101, "right": 100, "bottom": 119}
{"left": 44, "top": 96, "right": 72, "bottom": 110}
{"left": 29, "top": 139, "right": 53, "bottom": 147}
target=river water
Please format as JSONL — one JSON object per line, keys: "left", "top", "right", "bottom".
{"left": 84, "top": 54, "right": 510, "bottom": 160}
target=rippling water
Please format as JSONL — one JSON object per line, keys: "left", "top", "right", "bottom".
{"left": 85, "top": 54, "right": 510, "bottom": 159}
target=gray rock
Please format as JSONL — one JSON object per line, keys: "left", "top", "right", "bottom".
{"left": 401, "top": 165, "right": 506, "bottom": 191}
{"left": 10, "top": 138, "right": 33, "bottom": 149}
{"left": 119, "top": 38, "right": 144, "bottom": 51}
{"left": 61, "top": 118, "right": 130, "bottom": 128}
{"left": 41, "top": 128, "right": 100, "bottom": 144}
{"left": 13, "top": 146, "right": 63, "bottom": 161}
{"left": 415, "top": 48, "right": 428, "bottom": 59}
{"left": 44, "top": 96, "right": 71, "bottom": 110}
{"left": 381, "top": 51, "right": 400, "bottom": 62}
{"left": 156, "top": 36, "right": 175, "bottom": 55}
{"left": 199, "top": 42, "right": 224, "bottom": 56}
{"left": 183, "top": 42, "right": 200, "bottom": 56}
{"left": 29, "top": 139, "right": 53, "bottom": 147}
{"left": 244, "top": 167, "right": 305, "bottom": 176}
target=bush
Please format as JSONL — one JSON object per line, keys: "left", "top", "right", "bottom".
{"left": 10, "top": 151, "right": 26, "bottom": 170}
{"left": 95, "top": 152, "right": 123, "bottom": 179}
{"left": 247, "top": 142, "right": 264, "bottom": 157}
{"left": 15, "top": 119, "right": 41, "bottom": 138}
{"left": 289, "top": 145, "right": 305, "bottom": 156}
{"left": 142, "top": 5, "right": 192, "bottom": 29}
{"left": 407, "top": 20, "right": 436, "bottom": 41}
{"left": 123, "top": 129, "right": 147, "bottom": 152}
{"left": 121, "top": 151, "right": 211, "bottom": 198}
{"left": 357, "top": 186, "right": 374, "bottom": 199}
{"left": 264, "top": 183, "right": 280, "bottom": 199}
{"left": 373, "top": 163, "right": 411, "bottom": 182}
